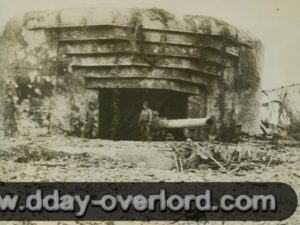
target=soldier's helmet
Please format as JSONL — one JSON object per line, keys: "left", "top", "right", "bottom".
{"left": 88, "top": 102, "right": 95, "bottom": 109}
{"left": 143, "top": 101, "right": 149, "bottom": 107}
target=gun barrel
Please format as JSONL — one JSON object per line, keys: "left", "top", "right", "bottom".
{"left": 158, "top": 117, "right": 213, "bottom": 128}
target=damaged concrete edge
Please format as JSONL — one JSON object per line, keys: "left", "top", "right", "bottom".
{"left": 20, "top": 7, "right": 260, "bottom": 46}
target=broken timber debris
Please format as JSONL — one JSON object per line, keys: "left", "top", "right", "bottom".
{"left": 165, "top": 139, "right": 287, "bottom": 173}
{"left": 170, "top": 140, "right": 228, "bottom": 172}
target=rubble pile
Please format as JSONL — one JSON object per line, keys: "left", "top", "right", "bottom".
{"left": 169, "top": 140, "right": 291, "bottom": 173}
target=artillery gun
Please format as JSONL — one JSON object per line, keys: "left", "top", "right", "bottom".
{"left": 152, "top": 116, "right": 215, "bottom": 141}
{"left": 158, "top": 117, "right": 214, "bottom": 129}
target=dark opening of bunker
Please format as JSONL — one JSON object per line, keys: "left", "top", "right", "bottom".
{"left": 98, "top": 89, "right": 188, "bottom": 141}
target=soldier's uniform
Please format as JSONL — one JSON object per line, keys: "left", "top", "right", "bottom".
{"left": 3, "top": 96, "right": 17, "bottom": 137}
{"left": 139, "top": 104, "right": 152, "bottom": 141}
{"left": 84, "top": 103, "right": 97, "bottom": 138}
{"left": 70, "top": 106, "right": 83, "bottom": 137}
{"left": 151, "top": 111, "right": 163, "bottom": 141}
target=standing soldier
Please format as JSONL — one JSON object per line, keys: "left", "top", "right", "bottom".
{"left": 3, "top": 94, "right": 17, "bottom": 137}
{"left": 84, "top": 102, "right": 97, "bottom": 138}
{"left": 138, "top": 101, "right": 152, "bottom": 141}
{"left": 70, "top": 105, "right": 84, "bottom": 137}
{"left": 151, "top": 111, "right": 167, "bottom": 141}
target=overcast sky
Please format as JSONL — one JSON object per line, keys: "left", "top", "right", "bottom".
{"left": 0, "top": 0, "right": 299, "bottom": 90}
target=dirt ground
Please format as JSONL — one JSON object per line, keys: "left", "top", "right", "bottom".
{"left": 0, "top": 136, "right": 299, "bottom": 225}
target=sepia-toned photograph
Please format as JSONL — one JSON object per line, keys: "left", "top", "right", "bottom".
{"left": 0, "top": 0, "right": 299, "bottom": 224}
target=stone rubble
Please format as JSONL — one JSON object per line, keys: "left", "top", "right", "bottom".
{"left": 0, "top": 137, "right": 299, "bottom": 224}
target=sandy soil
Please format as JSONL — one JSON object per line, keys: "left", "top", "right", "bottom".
{"left": 0, "top": 136, "right": 299, "bottom": 225}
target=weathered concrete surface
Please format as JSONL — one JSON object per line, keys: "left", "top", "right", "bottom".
{"left": 0, "top": 7, "right": 263, "bottom": 138}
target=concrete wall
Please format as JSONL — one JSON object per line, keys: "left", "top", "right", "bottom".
{"left": 0, "top": 18, "right": 99, "bottom": 137}
{"left": 0, "top": 7, "right": 263, "bottom": 139}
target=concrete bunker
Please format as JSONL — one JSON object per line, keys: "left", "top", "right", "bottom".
{"left": 0, "top": 7, "right": 263, "bottom": 140}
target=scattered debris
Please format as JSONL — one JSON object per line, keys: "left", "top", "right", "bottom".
{"left": 167, "top": 139, "right": 288, "bottom": 173}
{"left": 170, "top": 140, "right": 227, "bottom": 172}
{"left": 0, "top": 136, "right": 299, "bottom": 223}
